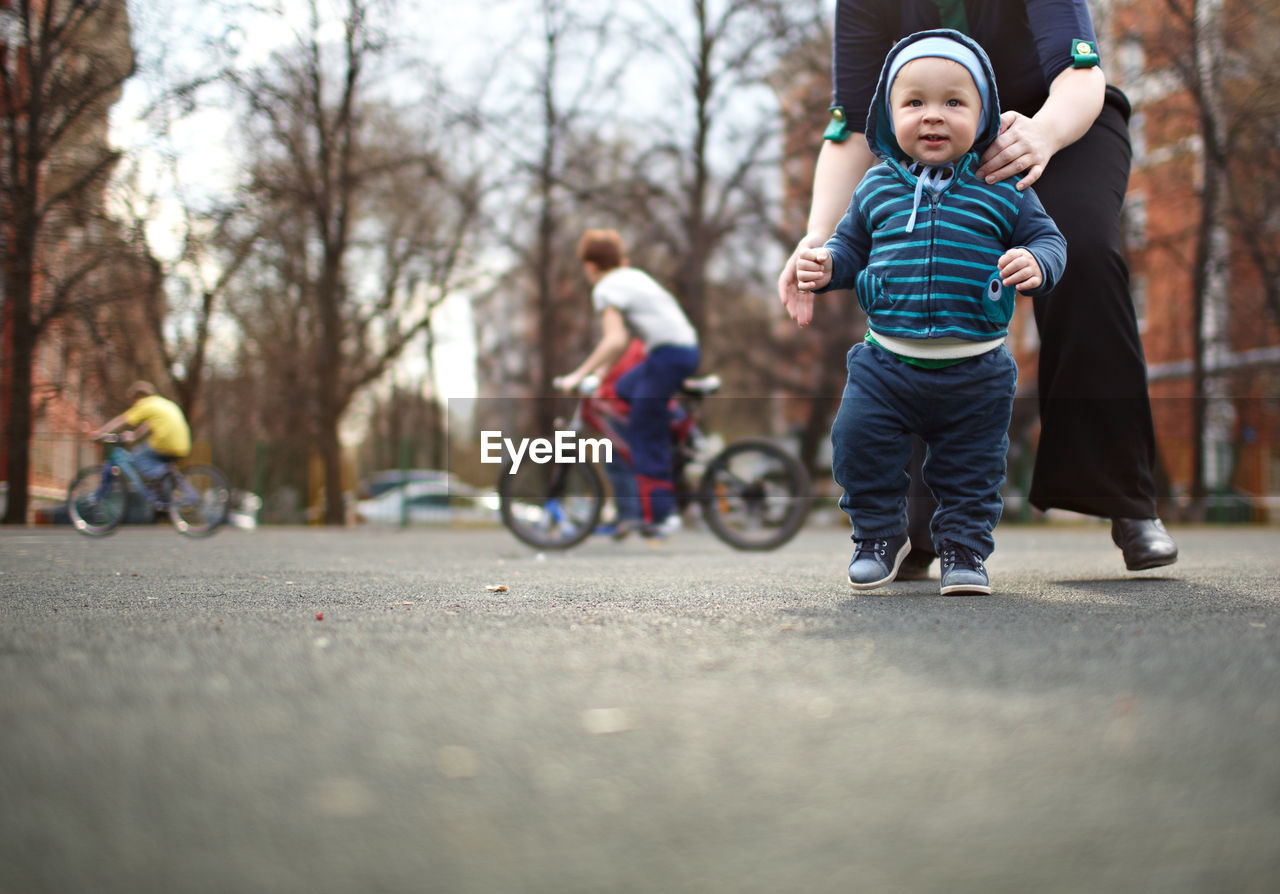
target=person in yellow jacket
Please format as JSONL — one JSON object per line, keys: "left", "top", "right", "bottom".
{"left": 91, "top": 381, "right": 191, "bottom": 481}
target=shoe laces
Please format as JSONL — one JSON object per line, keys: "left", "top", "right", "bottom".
{"left": 852, "top": 539, "right": 889, "bottom": 561}
{"left": 942, "top": 544, "right": 984, "bottom": 572}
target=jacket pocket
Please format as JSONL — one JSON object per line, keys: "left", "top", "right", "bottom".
{"left": 981, "top": 270, "right": 1015, "bottom": 326}
{"left": 855, "top": 268, "right": 890, "bottom": 316}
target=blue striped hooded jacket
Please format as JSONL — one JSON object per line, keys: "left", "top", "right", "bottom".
{"left": 821, "top": 29, "right": 1067, "bottom": 342}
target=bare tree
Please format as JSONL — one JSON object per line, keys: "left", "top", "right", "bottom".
{"left": 1148, "top": 0, "right": 1278, "bottom": 511}
{"left": 529, "top": 0, "right": 588, "bottom": 435}
{"left": 220, "top": 0, "right": 484, "bottom": 524}
{"left": 1221, "top": 0, "right": 1280, "bottom": 327}
{"left": 106, "top": 129, "right": 263, "bottom": 431}
{"left": 621, "top": 0, "right": 826, "bottom": 339}
{"left": 0, "top": 0, "right": 136, "bottom": 522}
{"left": 1182, "top": 0, "right": 1231, "bottom": 509}
{"left": 477, "top": 0, "right": 625, "bottom": 440}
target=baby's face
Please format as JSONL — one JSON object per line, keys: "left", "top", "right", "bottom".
{"left": 889, "top": 56, "right": 982, "bottom": 165}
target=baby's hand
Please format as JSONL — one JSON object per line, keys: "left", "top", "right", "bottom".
{"left": 998, "top": 247, "right": 1043, "bottom": 292}
{"left": 796, "top": 247, "right": 832, "bottom": 293}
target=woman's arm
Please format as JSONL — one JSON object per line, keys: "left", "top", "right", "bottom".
{"left": 974, "top": 65, "right": 1106, "bottom": 189}
{"left": 805, "top": 136, "right": 879, "bottom": 243}
{"left": 778, "top": 135, "right": 878, "bottom": 326}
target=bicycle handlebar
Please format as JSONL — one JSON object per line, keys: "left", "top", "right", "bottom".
{"left": 551, "top": 374, "right": 601, "bottom": 396}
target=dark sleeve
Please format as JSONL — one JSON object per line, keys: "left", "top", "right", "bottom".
{"left": 1010, "top": 187, "right": 1067, "bottom": 297}
{"left": 819, "top": 190, "right": 873, "bottom": 293}
{"left": 831, "top": 0, "right": 895, "bottom": 134}
{"left": 1024, "top": 0, "right": 1099, "bottom": 85}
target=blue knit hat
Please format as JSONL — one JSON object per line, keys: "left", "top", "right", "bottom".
{"left": 885, "top": 34, "right": 992, "bottom": 134}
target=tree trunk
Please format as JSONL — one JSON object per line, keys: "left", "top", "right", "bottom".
{"left": 675, "top": 244, "right": 708, "bottom": 341}
{"left": 319, "top": 415, "right": 345, "bottom": 525}
{"left": 317, "top": 250, "right": 347, "bottom": 524}
{"left": 2, "top": 305, "right": 35, "bottom": 525}
{"left": 535, "top": 185, "right": 559, "bottom": 439}
{"left": 2, "top": 218, "right": 38, "bottom": 525}
{"left": 680, "top": 7, "right": 714, "bottom": 338}
{"left": 534, "top": 4, "right": 561, "bottom": 440}
{"left": 1189, "top": 0, "right": 1231, "bottom": 517}
{"left": 422, "top": 330, "right": 447, "bottom": 471}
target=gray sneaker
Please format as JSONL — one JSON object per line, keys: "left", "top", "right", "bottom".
{"left": 939, "top": 543, "right": 991, "bottom": 596}
{"left": 847, "top": 532, "right": 911, "bottom": 590}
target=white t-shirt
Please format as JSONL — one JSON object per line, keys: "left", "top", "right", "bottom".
{"left": 592, "top": 267, "right": 698, "bottom": 350}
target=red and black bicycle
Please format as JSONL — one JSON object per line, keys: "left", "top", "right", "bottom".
{"left": 498, "top": 375, "right": 811, "bottom": 551}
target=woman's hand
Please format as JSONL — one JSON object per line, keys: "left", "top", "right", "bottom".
{"left": 975, "top": 111, "right": 1055, "bottom": 190}
{"left": 976, "top": 66, "right": 1106, "bottom": 190}
{"left": 779, "top": 234, "right": 828, "bottom": 327}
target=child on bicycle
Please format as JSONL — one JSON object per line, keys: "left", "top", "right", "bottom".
{"left": 790, "top": 30, "right": 1066, "bottom": 595}
{"left": 90, "top": 381, "right": 192, "bottom": 481}
{"left": 556, "top": 229, "right": 700, "bottom": 535}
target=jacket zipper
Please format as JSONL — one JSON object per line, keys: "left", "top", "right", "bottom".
{"left": 926, "top": 192, "right": 939, "bottom": 333}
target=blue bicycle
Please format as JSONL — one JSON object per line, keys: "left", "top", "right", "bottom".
{"left": 66, "top": 434, "right": 231, "bottom": 537}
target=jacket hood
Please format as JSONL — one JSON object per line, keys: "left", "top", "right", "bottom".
{"left": 865, "top": 29, "right": 1003, "bottom": 164}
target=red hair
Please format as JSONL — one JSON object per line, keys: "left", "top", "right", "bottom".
{"left": 577, "top": 229, "right": 626, "bottom": 271}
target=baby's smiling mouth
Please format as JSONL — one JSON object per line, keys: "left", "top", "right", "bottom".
{"left": 920, "top": 133, "right": 949, "bottom": 144}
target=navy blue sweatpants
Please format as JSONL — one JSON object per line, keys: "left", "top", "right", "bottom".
{"left": 830, "top": 341, "right": 1017, "bottom": 558}
{"left": 615, "top": 344, "right": 700, "bottom": 524}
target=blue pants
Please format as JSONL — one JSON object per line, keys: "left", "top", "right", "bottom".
{"left": 830, "top": 341, "right": 1017, "bottom": 557}
{"left": 615, "top": 344, "right": 700, "bottom": 523}
{"left": 603, "top": 453, "right": 642, "bottom": 523}
{"left": 130, "top": 445, "right": 177, "bottom": 481}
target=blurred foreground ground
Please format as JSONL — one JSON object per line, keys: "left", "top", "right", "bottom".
{"left": 1, "top": 523, "right": 1278, "bottom": 893}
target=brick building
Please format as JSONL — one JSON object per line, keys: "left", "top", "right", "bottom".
{"left": 1067, "top": 0, "right": 1278, "bottom": 517}
{"left": 1, "top": 0, "right": 146, "bottom": 518}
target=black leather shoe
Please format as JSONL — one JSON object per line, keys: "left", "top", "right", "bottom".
{"left": 1111, "top": 518, "right": 1178, "bottom": 571}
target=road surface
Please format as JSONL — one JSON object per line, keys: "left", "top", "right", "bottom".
{"left": 2, "top": 522, "right": 1278, "bottom": 892}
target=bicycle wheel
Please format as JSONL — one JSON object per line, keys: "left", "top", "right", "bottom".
{"left": 168, "top": 464, "right": 231, "bottom": 537}
{"left": 698, "top": 438, "right": 811, "bottom": 551}
{"left": 499, "top": 459, "right": 603, "bottom": 550}
{"left": 67, "top": 466, "right": 128, "bottom": 536}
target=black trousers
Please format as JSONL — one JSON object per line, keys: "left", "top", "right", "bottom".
{"left": 908, "top": 93, "right": 1160, "bottom": 553}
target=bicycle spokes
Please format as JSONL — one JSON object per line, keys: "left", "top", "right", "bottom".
{"left": 699, "top": 439, "right": 810, "bottom": 551}
{"left": 67, "top": 465, "right": 129, "bottom": 535}
{"left": 166, "top": 465, "right": 230, "bottom": 537}
{"left": 173, "top": 476, "right": 201, "bottom": 507}
{"left": 499, "top": 459, "right": 604, "bottom": 550}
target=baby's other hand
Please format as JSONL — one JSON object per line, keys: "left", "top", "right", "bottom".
{"left": 998, "top": 247, "right": 1043, "bottom": 292}
{"left": 796, "top": 247, "right": 832, "bottom": 293}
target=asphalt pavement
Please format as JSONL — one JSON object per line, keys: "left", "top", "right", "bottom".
{"left": 2, "top": 520, "right": 1278, "bottom": 893}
